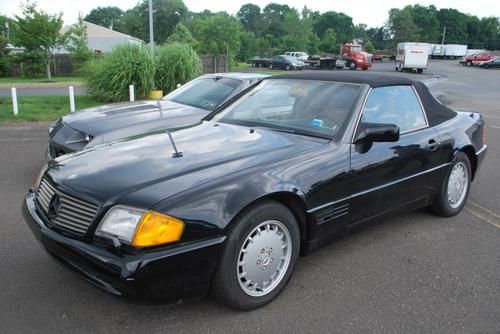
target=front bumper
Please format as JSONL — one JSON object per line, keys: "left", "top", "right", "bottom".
{"left": 22, "top": 191, "right": 225, "bottom": 304}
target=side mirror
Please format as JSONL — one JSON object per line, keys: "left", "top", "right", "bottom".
{"left": 355, "top": 123, "right": 400, "bottom": 143}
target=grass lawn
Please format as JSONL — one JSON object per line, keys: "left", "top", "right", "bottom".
{"left": 0, "top": 96, "right": 101, "bottom": 122}
{"left": 234, "top": 62, "right": 251, "bottom": 69}
{"left": 0, "top": 76, "right": 84, "bottom": 85}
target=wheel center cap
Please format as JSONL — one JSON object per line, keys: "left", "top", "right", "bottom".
{"left": 262, "top": 257, "right": 271, "bottom": 266}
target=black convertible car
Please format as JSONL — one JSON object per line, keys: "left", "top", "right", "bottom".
{"left": 23, "top": 73, "right": 487, "bottom": 310}
{"left": 47, "top": 72, "right": 268, "bottom": 159}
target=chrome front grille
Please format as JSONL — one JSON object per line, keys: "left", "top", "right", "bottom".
{"left": 37, "top": 178, "right": 99, "bottom": 236}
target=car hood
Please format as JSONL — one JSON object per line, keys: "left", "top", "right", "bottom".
{"left": 62, "top": 100, "right": 207, "bottom": 136}
{"left": 47, "top": 122, "right": 327, "bottom": 206}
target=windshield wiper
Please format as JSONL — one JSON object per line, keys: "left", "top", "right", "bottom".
{"left": 255, "top": 125, "right": 331, "bottom": 140}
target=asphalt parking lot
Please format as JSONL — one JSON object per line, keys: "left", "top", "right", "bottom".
{"left": 0, "top": 60, "right": 498, "bottom": 333}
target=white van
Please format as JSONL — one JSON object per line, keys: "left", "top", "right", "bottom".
{"left": 396, "top": 43, "right": 430, "bottom": 73}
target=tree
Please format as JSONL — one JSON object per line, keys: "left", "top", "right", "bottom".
{"left": 436, "top": 8, "right": 468, "bottom": 44}
{"left": 261, "top": 3, "right": 293, "bottom": 42}
{"left": 135, "top": 0, "right": 188, "bottom": 44}
{"left": 238, "top": 30, "right": 258, "bottom": 60}
{"left": 15, "top": 2, "right": 65, "bottom": 80}
{"left": 84, "top": 6, "right": 124, "bottom": 30}
{"left": 411, "top": 5, "right": 440, "bottom": 43}
{"left": 192, "top": 12, "right": 241, "bottom": 57}
{"left": 478, "top": 17, "right": 500, "bottom": 50}
{"left": 236, "top": 4, "right": 262, "bottom": 36}
{"left": 364, "top": 40, "right": 375, "bottom": 53}
{"left": 314, "top": 11, "right": 354, "bottom": 45}
{"left": 366, "top": 26, "right": 391, "bottom": 50}
{"left": 0, "top": 35, "right": 10, "bottom": 76}
{"left": 320, "top": 28, "right": 337, "bottom": 53}
{"left": 65, "top": 14, "right": 93, "bottom": 65}
{"left": 388, "top": 7, "right": 420, "bottom": 43}
{"left": 167, "top": 22, "right": 197, "bottom": 48}
{"left": 120, "top": 9, "right": 144, "bottom": 40}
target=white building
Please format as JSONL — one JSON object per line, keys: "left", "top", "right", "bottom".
{"left": 58, "top": 21, "right": 143, "bottom": 54}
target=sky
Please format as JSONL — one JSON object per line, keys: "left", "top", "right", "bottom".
{"left": 1, "top": 0, "right": 499, "bottom": 28}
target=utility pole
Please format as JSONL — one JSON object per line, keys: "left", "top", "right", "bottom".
{"left": 441, "top": 26, "right": 446, "bottom": 45}
{"left": 149, "top": 0, "right": 154, "bottom": 54}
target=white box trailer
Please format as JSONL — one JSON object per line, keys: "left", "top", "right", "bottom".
{"left": 432, "top": 44, "right": 445, "bottom": 58}
{"left": 444, "top": 44, "right": 467, "bottom": 58}
{"left": 396, "top": 42, "right": 430, "bottom": 73}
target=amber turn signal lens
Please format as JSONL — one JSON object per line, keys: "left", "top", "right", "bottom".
{"left": 132, "top": 211, "right": 184, "bottom": 247}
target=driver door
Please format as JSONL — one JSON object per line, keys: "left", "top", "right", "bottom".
{"left": 350, "top": 85, "right": 443, "bottom": 224}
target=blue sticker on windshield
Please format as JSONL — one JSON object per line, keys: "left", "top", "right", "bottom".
{"left": 311, "top": 119, "right": 323, "bottom": 127}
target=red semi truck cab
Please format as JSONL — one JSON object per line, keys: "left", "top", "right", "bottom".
{"left": 342, "top": 43, "right": 372, "bottom": 70}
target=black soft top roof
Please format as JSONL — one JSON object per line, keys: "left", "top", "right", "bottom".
{"left": 269, "top": 72, "right": 414, "bottom": 87}
{"left": 267, "top": 72, "right": 457, "bottom": 126}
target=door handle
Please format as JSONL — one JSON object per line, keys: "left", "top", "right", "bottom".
{"left": 427, "top": 139, "right": 440, "bottom": 151}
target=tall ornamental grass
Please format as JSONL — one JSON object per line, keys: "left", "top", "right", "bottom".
{"left": 84, "top": 44, "right": 155, "bottom": 102}
{"left": 154, "top": 42, "right": 201, "bottom": 94}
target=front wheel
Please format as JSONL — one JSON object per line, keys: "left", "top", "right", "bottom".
{"left": 285, "top": 64, "right": 291, "bottom": 70}
{"left": 348, "top": 62, "right": 356, "bottom": 70}
{"left": 431, "top": 152, "right": 471, "bottom": 217}
{"left": 466, "top": 61, "right": 472, "bottom": 67}
{"left": 212, "top": 200, "right": 300, "bottom": 310}
{"left": 269, "top": 63, "right": 273, "bottom": 70}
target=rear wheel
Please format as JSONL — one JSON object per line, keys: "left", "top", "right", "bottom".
{"left": 417, "top": 68, "right": 423, "bottom": 74}
{"left": 212, "top": 200, "right": 300, "bottom": 310}
{"left": 466, "top": 61, "right": 472, "bottom": 67}
{"left": 348, "top": 62, "right": 356, "bottom": 70}
{"left": 431, "top": 152, "right": 471, "bottom": 217}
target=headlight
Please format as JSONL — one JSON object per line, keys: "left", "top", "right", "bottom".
{"left": 96, "top": 206, "right": 184, "bottom": 247}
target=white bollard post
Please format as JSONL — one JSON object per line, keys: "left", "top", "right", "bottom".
{"left": 69, "top": 86, "right": 75, "bottom": 112}
{"left": 129, "top": 85, "right": 135, "bottom": 102}
{"left": 11, "top": 87, "right": 18, "bottom": 116}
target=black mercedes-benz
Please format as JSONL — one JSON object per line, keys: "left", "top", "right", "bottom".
{"left": 47, "top": 72, "right": 268, "bottom": 159}
{"left": 23, "top": 72, "right": 487, "bottom": 310}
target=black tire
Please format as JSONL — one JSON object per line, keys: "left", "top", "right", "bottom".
{"left": 269, "top": 63, "right": 273, "bottom": 70}
{"left": 466, "top": 61, "right": 472, "bottom": 67}
{"left": 395, "top": 66, "right": 399, "bottom": 72}
{"left": 212, "top": 200, "right": 300, "bottom": 310}
{"left": 417, "top": 68, "right": 423, "bottom": 74}
{"left": 285, "top": 64, "right": 291, "bottom": 71}
{"left": 431, "top": 152, "right": 471, "bottom": 217}
{"left": 348, "top": 62, "right": 356, "bottom": 70}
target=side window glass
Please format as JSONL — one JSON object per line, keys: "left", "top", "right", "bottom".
{"left": 361, "top": 86, "right": 426, "bottom": 133}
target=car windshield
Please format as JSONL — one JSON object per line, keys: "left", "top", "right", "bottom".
{"left": 164, "top": 76, "right": 242, "bottom": 111}
{"left": 212, "top": 79, "right": 362, "bottom": 139}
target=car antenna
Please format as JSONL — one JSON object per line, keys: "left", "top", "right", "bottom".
{"left": 166, "top": 130, "right": 183, "bottom": 158}
{"left": 157, "top": 99, "right": 164, "bottom": 116}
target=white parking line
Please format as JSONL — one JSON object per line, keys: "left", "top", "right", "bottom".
{"left": 466, "top": 201, "right": 500, "bottom": 229}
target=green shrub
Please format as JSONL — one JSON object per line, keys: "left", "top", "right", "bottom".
{"left": 154, "top": 42, "right": 201, "bottom": 94}
{"left": 84, "top": 44, "right": 155, "bottom": 102}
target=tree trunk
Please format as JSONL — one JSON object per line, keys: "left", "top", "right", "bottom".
{"left": 46, "top": 62, "right": 52, "bottom": 81}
